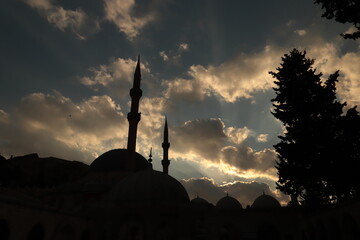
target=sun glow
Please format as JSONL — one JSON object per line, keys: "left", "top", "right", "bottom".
{"left": 171, "top": 149, "right": 277, "bottom": 185}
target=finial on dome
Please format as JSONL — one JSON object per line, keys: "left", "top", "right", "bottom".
{"left": 148, "top": 147, "right": 152, "bottom": 163}
{"left": 226, "top": 192, "right": 229, "bottom": 197}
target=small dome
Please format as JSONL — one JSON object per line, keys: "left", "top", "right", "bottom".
{"left": 191, "top": 196, "right": 212, "bottom": 209}
{"left": 251, "top": 193, "right": 281, "bottom": 209}
{"left": 216, "top": 195, "right": 242, "bottom": 210}
{"left": 112, "top": 170, "right": 190, "bottom": 204}
{"left": 191, "top": 196, "right": 209, "bottom": 204}
{"left": 90, "top": 149, "right": 150, "bottom": 171}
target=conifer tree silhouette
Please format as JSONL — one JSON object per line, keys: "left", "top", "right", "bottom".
{"left": 270, "top": 49, "right": 360, "bottom": 205}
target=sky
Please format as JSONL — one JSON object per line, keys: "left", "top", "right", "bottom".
{"left": 1, "top": 0, "right": 360, "bottom": 207}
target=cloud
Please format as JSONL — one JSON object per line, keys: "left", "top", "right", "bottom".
{"left": 256, "top": 134, "right": 268, "bottom": 143}
{"left": 189, "top": 46, "right": 280, "bottom": 102}
{"left": 181, "top": 177, "right": 225, "bottom": 204}
{"left": 0, "top": 90, "right": 170, "bottom": 166}
{"left": 225, "top": 126, "right": 252, "bottom": 145}
{"left": 163, "top": 46, "right": 282, "bottom": 103}
{"left": 222, "top": 180, "right": 289, "bottom": 207}
{"left": 171, "top": 118, "right": 227, "bottom": 161}
{"left": 159, "top": 43, "right": 190, "bottom": 63}
{"left": 0, "top": 110, "right": 9, "bottom": 124}
{"left": 267, "top": 23, "right": 360, "bottom": 107}
{"left": 294, "top": 29, "right": 307, "bottom": 36}
{"left": 137, "top": 97, "right": 169, "bottom": 147}
{"left": 23, "top": 0, "right": 100, "bottom": 39}
{"left": 80, "top": 58, "right": 151, "bottom": 98}
{"left": 170, "top": 118, "right": 277, "bottom": 178}
{"left": 79, "top": 56, "right": 170, "bottom": 157}
{"left": 286, "top": 20, "right": 296, "bottom": 27}
{"left": 0, "top": 91, "right": 128, "bottom": 163}
{"left": 161, "top": 28, "right": 359, "bottom": 105}
{"left": 344, "top": 26, "right": 358, "bottom": 36}
{"left": 181, "top": 177, "right": 289, "bottom": 206}
{"left": 104, "top": 0, "right": 154, "bottom": 40}
{"left": 26, "top": 0, "right": 52, "bottom": 10}
{"left": 3, "top": 93, "right": 275, "bottom": 182}
{"left": 178, "top": 43, "right": 189, "bottom": 51}
{"left": 220, "top": 146, "right": 277, "bottom": 172}
{"left": 304, "top": 42, "right": 360, "bottom": 106}
{"left": 1, "top": 96, "right": 279, "bottom": 185}
{"left": 159, "top": 51, "right": 169, "bottom": 61}
{"left": 163, "top": 78, "right": 208, "bottom": 102}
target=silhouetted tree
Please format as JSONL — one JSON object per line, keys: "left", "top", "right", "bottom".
{"left": 269, "top": 49, "right": 360, "bottom": 205}
{"left": 314, "top": 0, "right": 360, "bottom": 39}
{"left": 331, "top": 106, "right": 360, "bottom": 200}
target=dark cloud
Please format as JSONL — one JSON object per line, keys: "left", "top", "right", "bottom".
{"left": 171, "top": 118, "right": 226, "bottom": 160}
{"left": 170, "top": 118, "right": 276, "bottom": 174}
{"left": 159, "top": 43, "right": 189, "bottom": 64}
{"left": 0, "top": 121, "right": 90, "bottom": 162}
{"left": 221, "top": 146, "right": 276, "bottom": 171}
{"left": 0, "top": 91, "right": 128, "bottom": 163}
{"left": 16, "top": 91, "right": 127, "bottom": 137}
{"left": 180, "top": 177, "right": 226, "bottom": 205}
{"left": 181, "top": 177, "right": 289, "bottom": 207}
{"left": 24, "top": 0, "right": 100, "bottom": 39}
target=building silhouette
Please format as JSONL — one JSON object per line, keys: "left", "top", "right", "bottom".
{"left": 0, "top": 59, "right": 359, "bottom": 240}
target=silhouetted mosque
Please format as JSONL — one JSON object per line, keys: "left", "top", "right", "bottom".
{"left": 0, "top": 58, "right": 360, "bottom": 240}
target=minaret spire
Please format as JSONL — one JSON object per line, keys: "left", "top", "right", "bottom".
{"left": 127, "top": 56, "right": 142, "bottom": 165}
{"left": 161, "top": 116, "right": 170, "bottom": 174}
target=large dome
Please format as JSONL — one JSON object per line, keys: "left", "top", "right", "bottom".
{"left": 216, "top": 195, "right": 243, "bottom": 210}
{"left": 251, "top": 193, "right": 281, "bottom": 209}
{"left": 90, "top": 149, "right": 150, "bottom": 171}
{"left": 111, "top": 169, "right": 190, "bottom": 204}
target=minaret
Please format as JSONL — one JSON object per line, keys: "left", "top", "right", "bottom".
{"left": 161, "top": 116, "right": 170, "bottom": 174}
{"left": 127, "top": 56, "right": 142, "bottom": 157}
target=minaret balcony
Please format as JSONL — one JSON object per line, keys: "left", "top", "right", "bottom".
{"left": 127, "top": 112, "right": 141, "bottom": 122}
{"left": 162, "top": 142, "right": 170, "bottom": 148}
{"left": 130, "top": 88, "right": 143, "bottom": 99}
